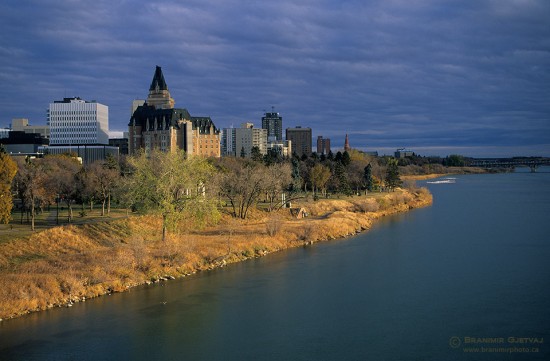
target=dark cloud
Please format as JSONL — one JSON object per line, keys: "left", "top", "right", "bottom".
{"left": 0, "top": 0, "right": 549, "bottom": 156}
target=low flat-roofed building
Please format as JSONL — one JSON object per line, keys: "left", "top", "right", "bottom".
{"left": 38, "top": 145, "right": 119, "bottom": 165}
{"left": 395, "top": 148, "right": 414, "bottom": 158}
{"left": 11, "top": 118, "right": 50, "bottom": 139}
{"left": 109, "top": 137, "right": 129, "bottom": 155}
{"left": 1, "top": 131, "right": 49, "bottom": 154}
{"left": 267, "top": 140, "right": 292, "bottom": 157}
{"left": 0, "top": 128, "right": 10, "bottom": 139}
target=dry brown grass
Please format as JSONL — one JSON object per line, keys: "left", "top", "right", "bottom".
{"left": 0, "top": 188, "right": 432, "bottom": 320}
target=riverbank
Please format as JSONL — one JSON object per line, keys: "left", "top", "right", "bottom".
{"left": 400, "top": 166, "right": 490, "bottom": 181}
{"left": 0, "top": 188, "right": 432, "bottom": 321}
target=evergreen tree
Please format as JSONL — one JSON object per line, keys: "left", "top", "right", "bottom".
{"left": 290, "top": 158, "right": 301, "bottom": 192}
{"left": 444, "top": 154, "right": 465, "bottom": 167}
{"left": 385, "top": 158, "right": 402, "bottom": 191}
{"left": 342, "top": 151, "right": 351, "bottom": 167}
{"left": 364, "top": 163, "right": 373, "bottom": 192}
{"left": 335, "top": 161, "right": 352, "bottom": 196}
{"left": 104, "top": 153, "right": 119, "bottom": 170}
{"left": 240, "top": 146, "right": 246, "bottom": 158}
{"left": 250, "top": 146, "right": 263, "bottom": 162}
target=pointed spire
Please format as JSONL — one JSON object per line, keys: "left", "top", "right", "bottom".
{"left": 149, "top": 66, "right": 168, "bottom": 91}
{"left": 147, "top": 66, "right": 174, "bottom": 109}
{"left": 344, "top": 133, "right": 351, "bottom": 151}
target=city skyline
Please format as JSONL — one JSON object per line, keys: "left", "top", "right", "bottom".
{"left": 1, "top": 1, "right": 549, "bottom": 157}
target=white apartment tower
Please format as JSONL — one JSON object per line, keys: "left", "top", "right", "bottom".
{"left": 221, "top": 123, "right": 267, "bottom": 157}
{"left": 48, "top": 97, "right": 109, "bottom": 145}
{"left": 221, "top": 127, "right": 237, "bottom": 156}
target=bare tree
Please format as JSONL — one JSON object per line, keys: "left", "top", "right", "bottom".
{"left": 43, "top": 155, "right": 82, "bottom": 223}
{"left": 217, "top": 158, "right": 265, "bottom": 219}
{"left": 14, "top": 157, "right": 48, "bottom": 230}
{"left": 347, "top": 158, "right": 370, "bottom": 195}
{"left": 86, "top": 161, "right": 120, "bottom": 216}
{"left": 264, "top": 163, "right": 292, "bottom": 211}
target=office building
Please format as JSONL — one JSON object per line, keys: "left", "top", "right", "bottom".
{"left": 286, "top": 126, "right": 312, "bottom": 157}
{"left": 1, "top": 131, "right": 49, "bottom": 155}
{"left": 48, "top": 97, "right": 109, "bottom": 145}
{"left": 38, "top": 145, "right": 119, "bottom": 165}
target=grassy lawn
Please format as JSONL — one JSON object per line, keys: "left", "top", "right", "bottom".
{"left": 0, "top": 206, "right": 130, "bottom": 244}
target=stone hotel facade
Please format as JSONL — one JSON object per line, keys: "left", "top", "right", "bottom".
{"left": 128, "top": 66, "right": 220, "bottom": 157}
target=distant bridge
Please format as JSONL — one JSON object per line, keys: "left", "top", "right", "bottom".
{"left": 468, "top": 158, "right": 550, "bottom": 172}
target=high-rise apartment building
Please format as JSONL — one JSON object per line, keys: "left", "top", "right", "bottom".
{"left": 316, "top": 136, "right": 331, "bottom": 155}
{"left": 221, "top": 127, "right": 236, "bottom": 156}
{"left": 286, "top": 126, "right": 312, "bottom": 157}
{"left": 222, "top": 123, "right": 267, "bottom": 157}
{"left": 48, "top": 97, "right": 109, "bottom": 145}
{"left": 261, "top": 112, "right": 283, "bottom": 142}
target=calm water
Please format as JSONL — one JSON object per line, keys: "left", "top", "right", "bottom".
{"left": 1, "top": 169, "right": 549, "bottom": 360}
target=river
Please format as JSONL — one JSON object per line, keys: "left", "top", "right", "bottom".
{"left": 1, "top": 169, "right": 549, "bottom": 360}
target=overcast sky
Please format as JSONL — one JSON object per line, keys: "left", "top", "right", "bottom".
{"left": 1, "top": 0, "right": 549, "bottom": 157}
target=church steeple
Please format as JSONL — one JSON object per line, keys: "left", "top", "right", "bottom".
{"left": 147, "top": 66, "right": 174, "bottom": 109}
{"left": 344, "top": 133, "right": 351, "bottom": 152}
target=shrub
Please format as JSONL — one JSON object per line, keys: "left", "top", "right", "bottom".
{"left": 352, "top": 199, "right": 379, "bottom": 213}
{"left": 265, "top": 215, "right": 284, "bottom": 237}
{"left": 300, "top": 224, "right": 317, "bottom": 243}
{"left": 377, "top": 198, "right": 388, "bottom": 210}
{"left": 403, "top": 179, "right": 418, "bottom": 191}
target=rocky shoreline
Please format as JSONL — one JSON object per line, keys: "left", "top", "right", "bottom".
{"left": 0, "top": 188, "right": 432, "bottom": 321}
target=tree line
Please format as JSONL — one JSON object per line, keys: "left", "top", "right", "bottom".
{"left": 0, "top": 147, "right": 411, "bottom": 240}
